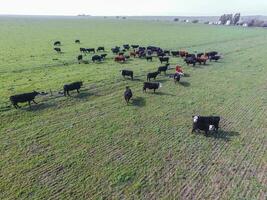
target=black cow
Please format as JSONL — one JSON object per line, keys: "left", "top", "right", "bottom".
{"left": 146, "top": 56, "right": 153, "bottom": 62}
{"left": 97, "top": 47, "right": 105, "bottom": 52}
{"left": 209, "top": 55, "right": 221, "bottom": 62}
{"left": 54, "top": 41, "right": 61, "bottom": 46}
{"left": 197, "top": 53, "right": 204, "bottom": 57}
{"left": 147, "top": 71, "right": 160, "bottom": 81}
{"left": 124, "top": 86, "right": 133, "bottom": 104}
{"left": 206, "top": 51, "right": 218, "bottom": 58}
{"left": 164, "top": 50, "right": 170, "bottom": 56}
{"left": 171, "top": 51, "right": 180, "bottom": 57}
{"left": 121, "top": 70, "right": 133, "bottom": 80}
{"left": 159, "top": 57, "right": 169, "bottom": 64}
{"left": 86, "top": 48, "right": 95, "bottom": 53}
{"left": 75, "top": 40, "right": 80, "bottom": 44}
{"left": 192, "top": 115, "right": 221, "bottom": 135}
{"left": 158, "top": 63, "right": 170, "bottom": 75}
{"left": 92, "top": 55, "right": 103, "bottom": 62}
{"left": 131, "top": 45, "right": 139, "bottom": 49}
{"left": 63, "top": 82, "right": 83, "bottom": 96}
{"left": 77, "top": 55, "right": 83, "bottom": 64}
{"left": 143, "top": 82, "right": 162, "bottom": 93}
{"left": 123, "top": 44, "right": 130, "bottom": 50}
{"left": 111, "top": 47, "right": 120, "bottom": 54}
{"left": 101, "top": 54, "right": 107, "bottom": 60}
{"left": 10, "top": 91, "right": 39, "bottom": 109}
{"left": 157, "top": 52, "right": 166, "bottom": 57}
{"left": 54, "top": 48, "right": 61, "bottom": 53}
{"left": 184, "top": 57, "right": 196, "bottom": 66}
{"left": 80, "top": 48, "right": 87, "bottom": 54}
{"left": 173, "top": 73, "right": 181, "bottom": 83}
{"left": 186, "top": 54, "right": 196, "bottom": 58}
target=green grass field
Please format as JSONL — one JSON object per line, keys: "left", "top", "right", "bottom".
{"left": 0, "top": 16, "right": 266, "bottom": 199}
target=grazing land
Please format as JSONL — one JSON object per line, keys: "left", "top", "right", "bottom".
{"left": 0, "top": 16, "right": 266, "bottom": 199}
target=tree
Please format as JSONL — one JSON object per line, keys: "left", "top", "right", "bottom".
{"left": 219, "top": 14, "right": 233, "bottom": 25}
{"left": 233, "top": 13, "right": 241, "bottom": 25}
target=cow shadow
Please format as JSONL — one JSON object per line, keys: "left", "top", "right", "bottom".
{"left": 183, "top": 73, "right": 190, "bottom": 77}
{"left": 154, "top": 92, "right": 175, "bottom": 96}
{"left": 206, "top": 131, "right": 239, "bottom": 141}
{"left": 74, "top": 92, "right": 93, "bottom": 99}
{"left": 24, "top": 102, "right": 57, "bottom": 112}
{"left": 132, "top": 78, "right": 142, "bottom": 82}
{"left": 179, "top": 81, "right": 190, "bottom": 87}
{"left": 132, "top": 97, "right": 146, "bottom": 107}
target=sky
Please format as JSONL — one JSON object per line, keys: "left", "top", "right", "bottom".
{"left": 0, "top": 0, "right": 267, "bottom": 16}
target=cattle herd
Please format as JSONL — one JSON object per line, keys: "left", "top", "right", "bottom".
{"left": 9, "top": 39, "right": 223, "bottom": 136}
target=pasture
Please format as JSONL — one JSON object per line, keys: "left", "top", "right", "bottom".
{"left": 0, "top": 16, "right": 266, "bottom": 199}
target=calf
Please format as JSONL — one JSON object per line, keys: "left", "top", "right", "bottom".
{"left": 184, "top": 57, "right": 196, "bottom": 66}
{"left": 123, "top": 44, "right": 130, "bottom": 50}
{"left": 130, "top": 51, "right": 136, "bottom": 57}
{"left": 63, "top": 81, "right": 83, "bottom": 96}
{"left": 54, "top": 48, "right": 61, "bottom": 53}
{"left": 111, "top": 47, "right": 120, "bottom": 54}
{"left": 77, "top": 55, "right": 83, "bottom": 64}
{"left": 209, "top": 55, "right": 221, "bottom": 62}
{"left": 158, "top": 64, "right": 170, "bottom": 75}
{"left": 179, "top": 51, "right": 188, "bottom": 57}
{"left": 146, "top": 56, "right": 153, "bottom": 62}
{"left": 131, "top": 45, "right": 139, "bottom": 49}
{"left": 197, "top": 53, "right": 204, "bottom": 57}
{"left": 147, "top": 71, "right": 160, "bottom": 81}
{"left": 171, "top": 51, "right": 180, "bottom": 57}
{"left": 10, "top": 91, "right": 39, "bottom": 109}
{"left": 173, "top": 73, "right": 181, "bottom": 83}
{"left": 121, "top": 70, "right": 133, "bottom": 80}
{"left": 97, "top": 47, "right": 105, "bottom": 52}
{"left": 186, "top": 54, "right": 196, "bottom": 58}
{"left": 92, "top": 55, "right": 103, "bottom": 62}
{"left": 164, "top": 50, "right": 170, "bottom": 56}
{"left": 54, "top": 41, "right": 61, "bottom": 46}
{"left": 124, "top": 86, "right": 133, "bottom": 104}
{"left": 159, "top": 56, "right": 169, "bottom": 64}
{"left": 192, "top": 115, "right": 221, "bottom": 135}
{"left": 86, "top": 48, "right": 95, "bottom": 53}
{"left": 143, "top": 82, "right": 162, "bottom": 93}
{"left": 101, "top": 54, "right": 107, "bottom": 60}
{"left": 196, "top": 56, "right": 208, "bottom": 65}
{"left": 115, "top": 55, "right": 126, "bottom": 62}
{"left": 80, "top": 48, "right": 87, "bottom": 54}
{"left": 205, "top": 51, "right": 218, "bottom": 58}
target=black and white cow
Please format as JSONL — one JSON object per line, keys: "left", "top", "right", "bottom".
{"left": 192, "top": 115, "right": 221, "bottom": 135}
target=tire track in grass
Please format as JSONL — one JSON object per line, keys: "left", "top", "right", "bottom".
{"left": 195, "top": 94, "right": 266, "bottom": 199}
{"left": 231, "top": 131, "right": 266, "bottom": 199}
{"left": 170, "top": 89, "right": 264, "bottom": 198}
{"left": 194, "top": 95, "right": 264, "bottom": 198}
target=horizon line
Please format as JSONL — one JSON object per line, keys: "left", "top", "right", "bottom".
{"left": 0, "top": 14, "right": 266, "bottom": 17}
